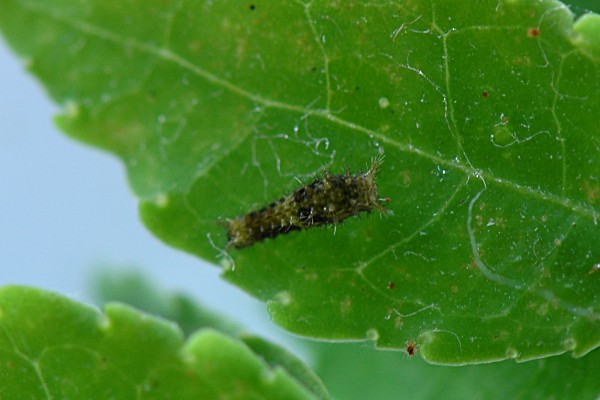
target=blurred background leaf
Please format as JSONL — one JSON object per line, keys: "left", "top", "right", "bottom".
{"left": 94, "top": 272, "right": 600, "bottom": 400}
{"left": 563, "top": 0, "right": 600, "bottom": 15}
{"left": 0, "top": 285, "right": 329, "bottom": 400}
{"left": 91, "top": 268, "right": 242, "bottom": 336}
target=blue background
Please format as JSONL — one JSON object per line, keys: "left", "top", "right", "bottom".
{"left": 0, "top": 39, "right": 292, "bottom": 346}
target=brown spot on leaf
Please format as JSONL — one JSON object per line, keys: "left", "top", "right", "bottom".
{"left": 405, "top": 340, "right": 417, "bottom": 357}
{"left": 527, "top": 27, "right": 540, "bottom": 38}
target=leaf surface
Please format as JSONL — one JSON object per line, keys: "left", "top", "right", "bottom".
{"left": 1, "top": 0, "right": 599, "bottom": 363}
{"left": 312, "top": 342, "right": 600, "bottom": 400}
{"left": 0, "top": 286, "right": 327, "bottom": 399}
{"left": 94, "top": 272, "right": 600, "bottom": 399}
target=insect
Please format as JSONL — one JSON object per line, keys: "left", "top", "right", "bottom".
{"left": 226, "top": 156, "right": 388, "bottom": 248}
{"left": 405, "top": 340, "right": 417, "bottom": 357}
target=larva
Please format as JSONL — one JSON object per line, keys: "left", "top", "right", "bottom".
{"left": 226, "top": 157, "right": 388, "bottom": 248}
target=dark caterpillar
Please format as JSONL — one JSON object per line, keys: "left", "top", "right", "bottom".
{"left": 226, "top": 157, "right": 388, "bottom": 248}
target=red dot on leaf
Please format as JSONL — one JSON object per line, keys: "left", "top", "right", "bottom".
{"left": 528, "top": 27, "right": 540, "bottom": 38}
{"left": 406, "top": 340, "right": 416, "bottom": 357}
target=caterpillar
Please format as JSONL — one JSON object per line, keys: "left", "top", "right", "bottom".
{"left": 226, "top": 157, "right": 388, "bottom": 248}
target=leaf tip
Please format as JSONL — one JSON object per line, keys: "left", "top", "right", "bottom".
{"left": 149, "top": 193, "right": 170, "bottom": 208}
{"left": 274, "top": 290, "right": 292, "bottom": 306}
{"left": 562, "top": 337, "right": 577, "bottom": 352}
{"left": 505, "top": 347, "right": 520, "bottom": 359}
{"left": 62, "top": 100, "right": 81, "bottom": 119}
{"left": 366, "top": 328, "right": 379, "bottom": 341}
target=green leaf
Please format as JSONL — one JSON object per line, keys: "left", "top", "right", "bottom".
{"left": 1, "top": 0, "right": 599, "bottom": 364}
{"left": 95, "top": 273, "right": 600, "bottom": 400}
{"left": 90, "top": 269, "right": 242, "bottom": 336}
{"left": 311, "top": 342, "right": 600, "bottom": 400}
{"left": 91, "top": 270, "right": 329, "bottom": 400}
{"left": 0, "top": 286, "right": 328, "bottom": 400}
{"left": 92, "top": 270, "right": 600, "bottom": 399}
